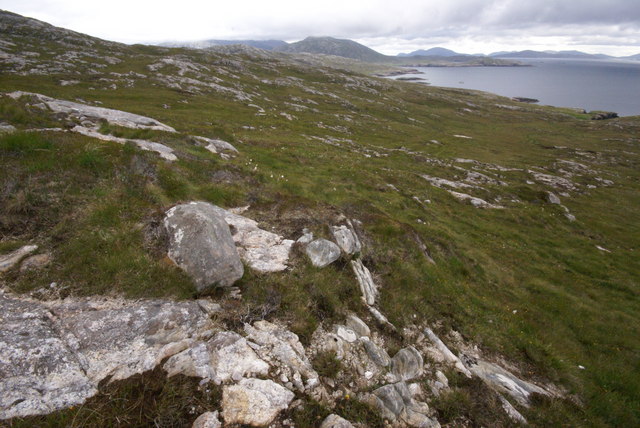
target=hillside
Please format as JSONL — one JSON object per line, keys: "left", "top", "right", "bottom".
{"left": 1, "top": 9, "right": 640, "bottom": 428}
{"left": 275, "top": 36, "right": 389, "bottom": 62}
{"left": 398, "top": 48, "right": 463, "bottom": 57}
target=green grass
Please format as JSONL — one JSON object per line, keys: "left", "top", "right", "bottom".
{"left": 1, "top": 25, "right": 640, "bottom": 426}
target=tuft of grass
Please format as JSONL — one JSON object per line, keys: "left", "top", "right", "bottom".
{"left": 333, "top": 397, "right": 385, "bottom": 428}
{"left": 290, "top": 398, "right": 332, "bottom": 428}
{"left": 312, "top": 350, "right": 342, "bottom": 379}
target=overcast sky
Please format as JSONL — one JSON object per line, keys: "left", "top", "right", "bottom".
{"left": 2, "top": 0, "right": 639, "bottom": 56}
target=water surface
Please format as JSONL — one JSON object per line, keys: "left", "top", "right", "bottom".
{"left": 393, "top": 59, "right": 640, "bottom": 117}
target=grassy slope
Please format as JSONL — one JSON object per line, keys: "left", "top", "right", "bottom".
{"left": 1, "top": 17, "right": 639, "bottom": 426}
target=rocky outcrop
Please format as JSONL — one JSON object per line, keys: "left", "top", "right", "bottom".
{"left": 0, "top": 244, "right": 38, "bottom": 272}
{"left": 0, "top": 294, "right": 212, "bottom": 419}
{"left": 351, "top": 259, "right": 378, "bottom": 305}
{"left": 244, "top": 321, "right": 320, "bottom": 391}
{"left": 222, "top": 378, "right": 294, "bottom": 426}
{"left": 305, "top": 238, "right": 341, "bottom": 267}
{"left": 212, "top": 206, "right": 294, "bottom": 273}
{"left": 462, "top": 357, "right": 549, "bottom": 406}
{"left": 164, "top": 202, "right": 244, "bottom": 291}
{"left": 163, "top": 331, "right": 269, "bottom": 384}
{"left": 369, "top": 381, "right": 440, "bottom": 427}
{"left": 72, "top": 125, "right": 178, "bottom": 161}
{"left": 423, "top": 328, "right": 472, "bottom": 377}
{"left": 193, "top": 136, "right": 239, "bottom": 159}
{"left": 591, "top": 111, "right": 618, "bottom": 120}
{"left": 8, "top": 91, "right": 176, "bottom": 132}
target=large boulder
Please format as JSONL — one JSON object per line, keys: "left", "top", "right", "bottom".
{"left": 222, "top": 378, "right": 294, "bottom": 426}
{"left": 164, "top": 202, "right": 244, "bottom": 291}
{"left": 305, "top": 238, "right": 341, "bottom": 268}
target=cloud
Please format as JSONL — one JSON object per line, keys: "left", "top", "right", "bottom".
{"left": 1, "top": 0, "right": 638, "bottom": 55}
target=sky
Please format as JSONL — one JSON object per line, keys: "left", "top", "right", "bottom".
{"left": 1, "top": 0, "right": 639, "bottom": 56}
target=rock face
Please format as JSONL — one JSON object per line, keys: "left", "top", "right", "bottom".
{"left": 305, "top": 238, "right": 341, "bottom": 268}
{"left": 212, "top": 207, "right": 294, "bottom": 273}
{"left": 222, "top": 378, "right": 294, "bottom": 426}
{"left": 0, "top": 294, "right": 212, "bottom": 419}
{"left": 0, "top": 244, "right": 38, "bottom": 273}
{"left": 164, "top": 202, "right": 244, "bottom": 291}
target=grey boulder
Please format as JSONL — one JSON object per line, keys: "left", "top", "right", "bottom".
{"left": 330, "top": 223, "right": 361, "bottom": 255}
{"left": 391, "top": 346, "right": 423, "bottom": 381}
{"left": 305, "top": 238, "right": 341, "bottom": 268}
{"left": 164, "top": 202, "right": 244, "bottom": 291}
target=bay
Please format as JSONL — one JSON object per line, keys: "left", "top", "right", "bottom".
{"left": 392, "top": 59, "right": 640, "bottom": 117}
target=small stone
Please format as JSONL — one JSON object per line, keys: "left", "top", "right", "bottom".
{"left": 546, "top": 192, "right": 561, "bottom": 204}
{"left": 391, "top": 347, "right": 423, "bottom": 381}
{"left": 320, "top": 414, "right": 355, "bottom": 428}
{"left": 192, "top": 411, "right": 221, "bottom": 428}
{"left": 363, "top": 340, "right": 391, "bottom": 367}
{"left": 296, "top": 228, "right": 314, "bottom": 245}
{"left": 335, "top": 325, "right": 358, "bottom": 343}
{"left": 0, "top": 245, "right": 38, "bottom": 273}
{"left": 345, "top": 314, "right": 370, "bottom": 338}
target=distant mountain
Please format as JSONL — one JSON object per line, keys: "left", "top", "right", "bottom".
{"left": 159, "top": 39, "right": 287, "bottom": 50}
{"left": 622, "top": 53, "right": 640, "bottom": 60}
{"left": 398, "top": 47, "right": 463, "bottom": 57}
{"left": 490, "top": 50, "right": 613, "bottom": 60}
{"left": 275, "top": 36, "right": 387, "bottom": 62}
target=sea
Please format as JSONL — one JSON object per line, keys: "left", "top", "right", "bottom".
{"left": 391, "top": 58, "right": 640, "bottom": 117}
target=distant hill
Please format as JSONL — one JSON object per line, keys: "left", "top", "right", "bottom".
{"left": 159, "top": 39, "right": 287, "bottom": 50}
{"left": 275, "top": 36, "right": 387, "bottom": 62}
{"left": 398, "top": 47, "right": 463, "bottom": 57}
{"left": 490, "top": 50, "right": 613, "bottom": 60}
{"left": 622, "top": 53, "right": 640, "bottom": 60}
